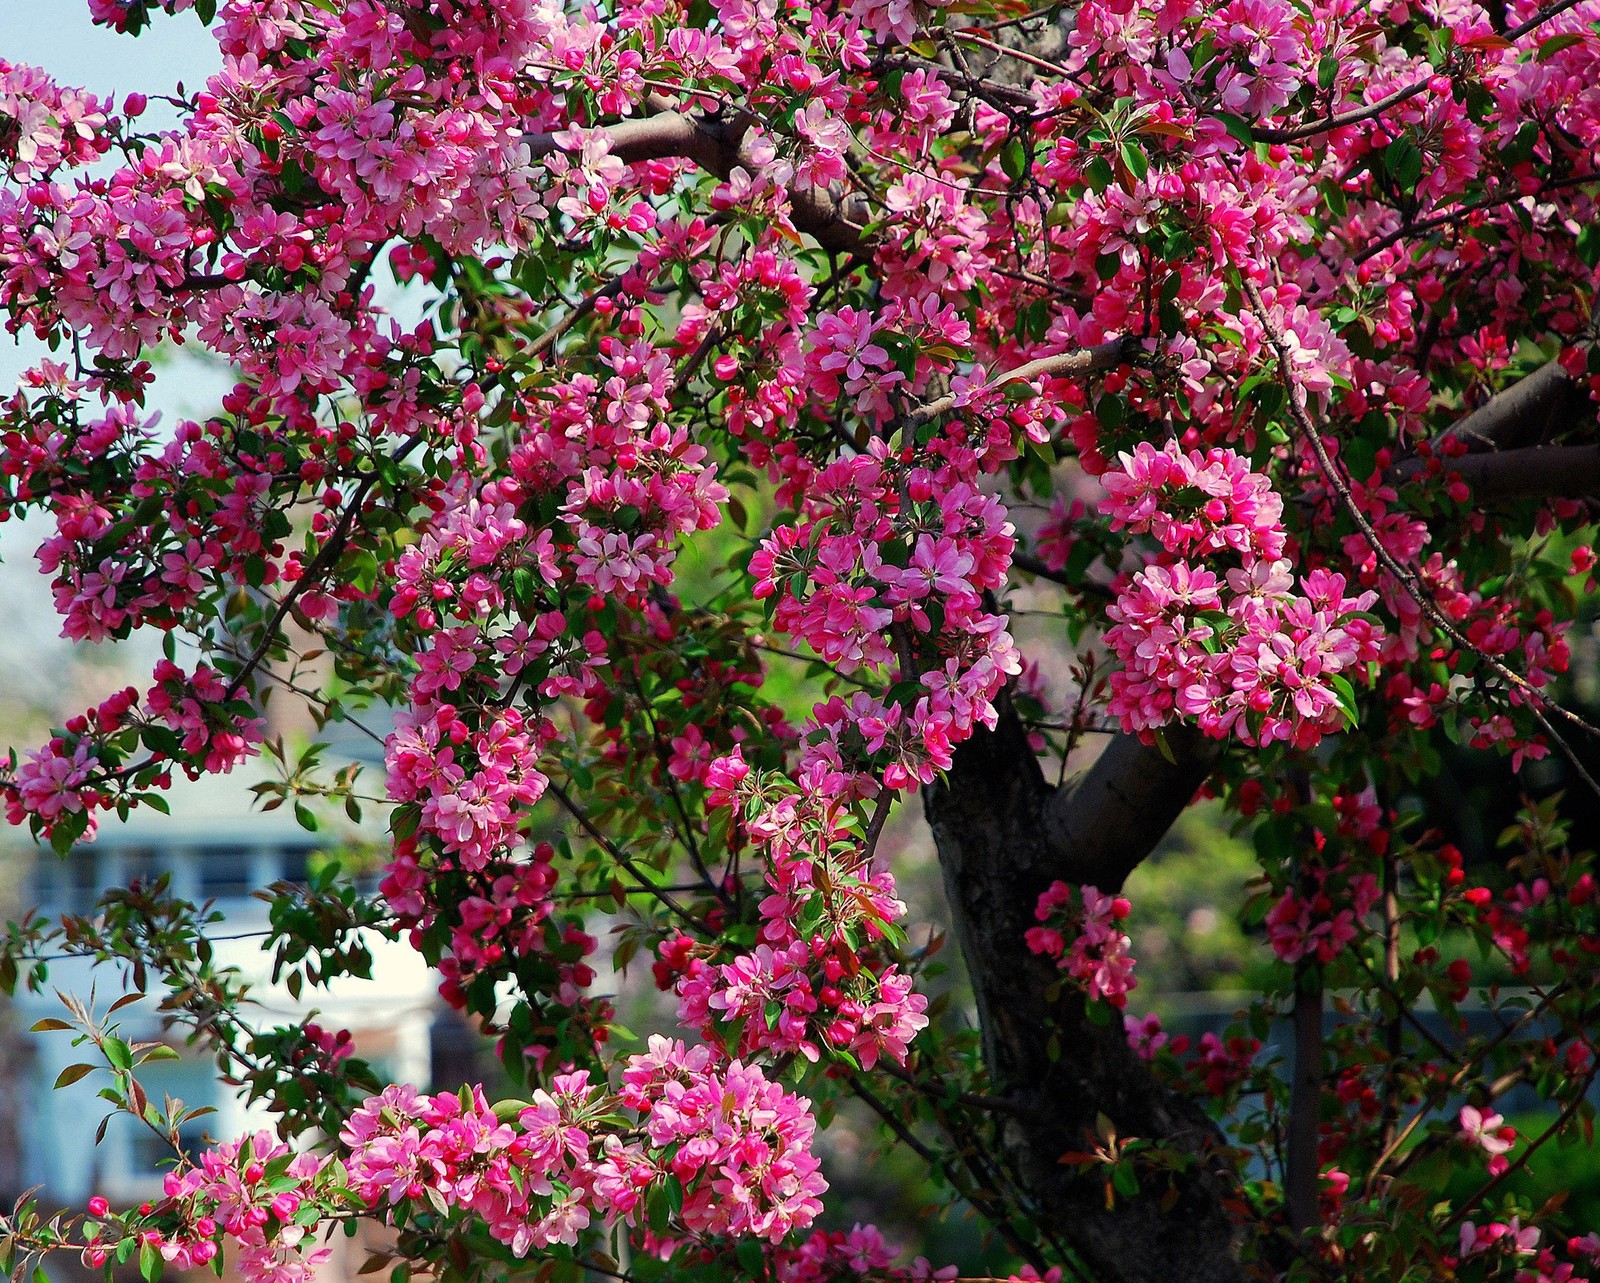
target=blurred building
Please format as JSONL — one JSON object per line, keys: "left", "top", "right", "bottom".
{"left": 3, "top": 772, "right": 439, "bottom": 1212}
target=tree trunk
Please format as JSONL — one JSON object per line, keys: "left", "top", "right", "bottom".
{"left": 922, "top": 700, "right": 1259, "bottom": 1283}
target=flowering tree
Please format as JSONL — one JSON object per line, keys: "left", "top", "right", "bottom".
{"left": 5, "top": 0, "right": 1600, "bottom": 1279}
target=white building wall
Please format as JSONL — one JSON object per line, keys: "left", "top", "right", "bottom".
{"left": 9, "top": 775, "right": 440, "bottom": 1206}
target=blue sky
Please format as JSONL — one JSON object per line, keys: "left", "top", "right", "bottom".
{"left": 6, "top": 2, "right": 221, "bottom": 120}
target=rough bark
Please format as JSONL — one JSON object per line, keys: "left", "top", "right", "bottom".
{"left": 923, "top": 702, "right": 1261, "bottom": 1283}
{"left": 1440, "top": 357, "right": 1588, "bottom": 451}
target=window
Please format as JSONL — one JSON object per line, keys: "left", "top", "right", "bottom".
{"left": 33, "top": 848, "right": 99, "bottom": 913}
{"left": 197, "top": 845, "right": 258, "bottom": 902}
{"left": 101, "top": 1057, "right": 217, "bottom": 1200}
{"left": 277, "top": 847, "right": 313, "bottom": 885}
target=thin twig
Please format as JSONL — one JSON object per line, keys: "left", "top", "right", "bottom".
{"left": 544, "top": 779, "right": 714, "bottom": 934}
{"left": 904, "top": 337, "right": 1137, "bottom": 427}
{"left": 1241, "top": 277, "right": 1600, "bottom": 800}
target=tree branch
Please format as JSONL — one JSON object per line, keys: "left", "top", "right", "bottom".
{"left": 1042, "top": 724, "right": 1221, "bottom": 891}
{"left": 1389, "top": 442, "right": 1600, "bottom": 500}
{"left": 1251, "top": 79, "right": 1432, "bottom": 144}
{"left": 1286, "top": 964, "right": 1325, "bottom": 1233}
{"left": 1384, "top": 348, "right": 1597, "bottom": 497}
{"left": 1438, "top": 357, "right": 1589, "bottom": 452}
{"left": 1252, "top": 0, "right": 1586, "bottom": 143}
{"left": 905, "top": 336, "right": 1137, "bottom": 428}
{"left": 526, "top": 112, "right": 868, "bottom": 252}
{"left": 1243, "top": 278, "right": 1600, "bottom": 794}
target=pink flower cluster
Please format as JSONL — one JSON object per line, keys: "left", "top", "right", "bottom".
{"left": 773, "top": 1223, "right": 956, "bottom": 1283}
{"left": 343, "top": 1043, "right": 824, "bottom": 1249}
{"left": 1459, "top": 1216, "right": 1540, "bottom": 1259}
{"left": 620, "top": 1037, "right": 826, "bottom": 1240}
{"left": 749, "top": 437, "right": 1021, "bottom": 788}
{"left": 0, "top": 61, "right": 111, "bottom": 180}
{"left": 85, "top": 1050, "right": 827, "bottom": 1283}
{"left": 380, "top": 835, "right": 604, "bottom": 1033}
{"left": 1202, "top": 0, "right": 1310, "bottom": 118}
{"left": 1456, "top": 872, "right": 1596, "bottom": 978}
{"left": 677, "top": 756, "right": 929, "bottom": 1070}
{"left": 1459, "top": 1104, "right": 1516, "bottom": 1177}
{"left": 82, "top": 1130, "right": 331, "bottom": 1283}
{"left": 386, "top": 703, "right": 554, "bottom": 874}
{"left": 7, "top": 735, "right": 102, "bottom": 839}
{"left": 1187, "top": 1031, "right": 1261, "bottom": 1099}
{"left": 1101, "top": 440, "right": 1383, "bottom": 749}
{"left": 5, "top": 661, "right": 262, "bottom": 846}
{"left": 1025, "top": 881, "right": 1138, "bottom": 1009}
{"left": 8, "top": 0, "right": 1600, "bottom": 1270}
{"left": 146, "top": 661, "right": 265, "bottom": 777}
{"left": 1264, "top": 869, "right": 1380, "bottom": 965}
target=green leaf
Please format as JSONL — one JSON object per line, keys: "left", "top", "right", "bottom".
{"left": 1577, "top": 223, "right": 1600, "bottom": 269}
{"left": 1330, "top": 674, "right": 1361, "bottom": 729}
{"left": 140, "top": 1044, "right": 181, "bottom": 1062}
{"left": 1343, "top": 435, "right": 1377, "bottom": 481}
{"left": 1537, "top": 31, "right": 1585, "bottom": 59}
{"left": 1118, "top": 139, "right": 1149, "bottom": 182}
{"left": 1000, "top": 136, "right": 1030, "bottom": 182}
{"left": 736, "top": 1240, "right": 766, "bottom": 1278}
{"left": 1384, "top": 137, "right": 1423, "bottom": 190}
{"left": 54, "top": 1063, "right": 95, "bottom": 1088}
{"left": 1249, "top": 380, "right": 1286, "bottom": 417}
{"left": 103, "top": 1037, "right": 134, "bottom": 1072}
{"left": 1215, "top": 112, "right": 1255, "bottom": 146}
{"left": 140, "top": 1238, "right": 164, "bottom": 1283}
{"left": 49, "top": 809, "right": 89, "bottom": 857}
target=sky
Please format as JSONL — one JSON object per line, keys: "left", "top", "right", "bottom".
{"left": 1, "top": 4, "right": 225, "bottom": 718}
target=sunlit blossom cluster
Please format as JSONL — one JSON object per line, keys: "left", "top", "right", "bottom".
{"left": 81, "top": 1048, "right": 826, "bottom": 1283}
{"left": 676, "top": 757, "right": 930, "bottom": 1069}
{"left": 1101, "top": 440, "right": 1384, "bottom": 748}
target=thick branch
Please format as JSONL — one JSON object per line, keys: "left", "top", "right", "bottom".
{"left": 1439, "top": 358, "right": 1589, "bottom": 452}
{"left": 1384, "top": 356, "right": 1599, "bottom": 499}
{"left": 527, "top": 113, "right": 868, "bottom": 252}
{"left": 1286, "top": 966, "right": 1325, "bottom": 1233}
{"left": 1042, "top": 724, "right": 1221, "bottom": 891}
{"left": 1389, "top": 442, "right": 1600, "bottom": 500}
